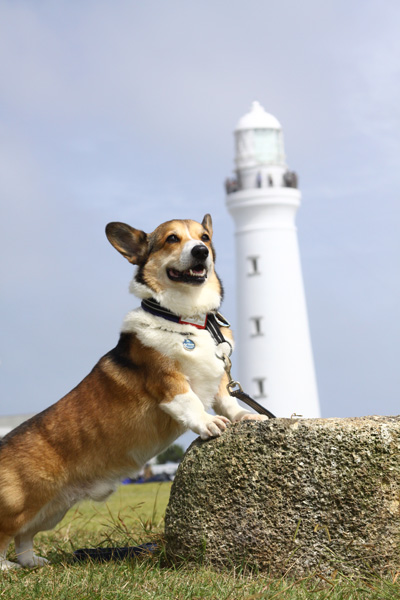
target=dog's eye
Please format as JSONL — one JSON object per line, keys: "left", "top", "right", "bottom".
{"left": 201, "top": 233, "right": 210, "bottom": 242}
{"left": 166, "top": 234, "right": 180, "bottom": 244}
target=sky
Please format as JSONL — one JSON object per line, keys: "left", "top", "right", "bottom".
{"left": 1, "top": 0, "right": 400, "bottom": 445}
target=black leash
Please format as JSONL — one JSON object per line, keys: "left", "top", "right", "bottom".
{"left": 73, "top": 303, "right": 275, "bottom": 565}
{"left": 141, "top": 298, "right": 276, "bottom": 419}
{"left": 230, "top": 389, "right": 276, "bottom": 419}
{"left": 73, "top": 542, "right": 157, "bottom": 563}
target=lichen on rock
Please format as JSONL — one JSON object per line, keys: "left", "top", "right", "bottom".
{"left": 165, "top": 417, "right": 400, "bottom": 577}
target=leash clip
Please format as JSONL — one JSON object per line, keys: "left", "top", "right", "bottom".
{"left": 221, "top": 354, "right": 244, "bottom": 395}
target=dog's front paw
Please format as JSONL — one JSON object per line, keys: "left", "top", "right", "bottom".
{"left": 240, "top": 414, "right": 269, "bottom": 422}
{"left": 199, "top": 415, "right": 230, "bottom": 440}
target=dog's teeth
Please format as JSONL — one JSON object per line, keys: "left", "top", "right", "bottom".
{"left": 188, "top": 268, "right": 205, "bottom": 277}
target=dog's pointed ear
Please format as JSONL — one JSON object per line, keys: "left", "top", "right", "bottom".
{"left": 201, "top": 214, "right": 213, "bottom": 238}
{"left": 106, "top": 222, "right": 148, "bottom": 264}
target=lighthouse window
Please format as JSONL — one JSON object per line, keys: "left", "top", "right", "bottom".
{"left": 253, "top": 377, "right": 266, "bottom": 398}
{"left": 254, "top": 129, "right": 284, "bottom": 164}
{"left": 247, "top": 256, "right": 260, "bottom": 276}
{"left": 250, "top": 316, "right": 263, "bottom": 337}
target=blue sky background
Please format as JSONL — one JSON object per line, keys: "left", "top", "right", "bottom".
{"left": 1, "top": 1, "right": 399, "bottom": 441}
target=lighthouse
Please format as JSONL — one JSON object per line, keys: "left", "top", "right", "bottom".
{"left": 225, "top": 101, "right": 321, "bottom": 418}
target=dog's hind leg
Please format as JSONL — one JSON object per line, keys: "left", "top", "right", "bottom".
{"left": 14, "top": 532, "right": 50, "bottom": 568}
{"left": 0, "top": 534, "right": 21, "bottom": 570}
{"left": 15, "top": 505, "right": 68, "bottom": 568}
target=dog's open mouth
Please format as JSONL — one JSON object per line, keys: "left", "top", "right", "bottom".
{"left": 167, "top": 265, "right": 207, "bottom": 284}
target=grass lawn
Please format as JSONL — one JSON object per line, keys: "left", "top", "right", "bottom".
{"left": 1, "top": 482, "right": 399, "bottom": 599}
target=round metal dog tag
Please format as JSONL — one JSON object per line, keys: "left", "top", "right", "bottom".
{"left": 182, "top": 338, "right": 195, "bottom": 351}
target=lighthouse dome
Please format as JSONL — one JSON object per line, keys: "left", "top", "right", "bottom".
{"left": 234, "top": 101, "right": 285, "bottom": 175}
{"left": 236, "top": 101, "right": 282, "bottom": 131}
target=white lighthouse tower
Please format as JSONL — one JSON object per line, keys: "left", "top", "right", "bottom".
{"left": 225, "top": 101, "right": 320, "bottom": 417}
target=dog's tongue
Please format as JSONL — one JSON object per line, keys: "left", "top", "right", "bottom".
{"left": 169, "top": 268, "right": 181, "bottom": 278}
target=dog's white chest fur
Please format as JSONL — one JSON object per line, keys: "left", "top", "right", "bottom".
{"left": 122, "top": 309, "right": 225, "bottom": 407}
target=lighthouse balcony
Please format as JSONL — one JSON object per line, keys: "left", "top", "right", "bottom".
{"left": 225, "top": 168, "right": 298, "bottom": 194}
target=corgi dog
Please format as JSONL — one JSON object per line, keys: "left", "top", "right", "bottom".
{"left": 0, "top": 214, "right": 266, "bottom": 570}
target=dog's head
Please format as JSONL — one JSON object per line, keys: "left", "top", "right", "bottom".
{"left": 106, "top": 215, "right": 223, "bottom": 316}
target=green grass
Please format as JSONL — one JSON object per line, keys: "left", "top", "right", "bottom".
{"left": 58, "top": 482, "right": 172, "bottom": 534}
{"left": 1, "top": 482, "right": 399, "bottom": 599}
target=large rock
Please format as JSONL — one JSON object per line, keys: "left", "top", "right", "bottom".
{"left": 165, "top": 417, "right": 400, "bottom": 577}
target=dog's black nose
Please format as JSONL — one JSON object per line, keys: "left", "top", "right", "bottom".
{"left": 191, "top": 244, "right": 209, "bottom": 260}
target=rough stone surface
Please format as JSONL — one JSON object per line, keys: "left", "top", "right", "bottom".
{"left": 165, "top": 417, "right": 400, "bottom": 577}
